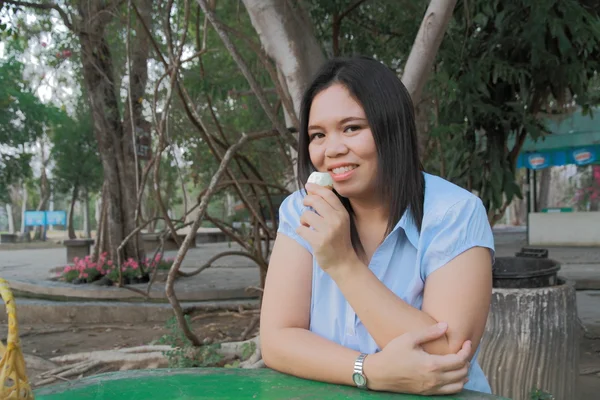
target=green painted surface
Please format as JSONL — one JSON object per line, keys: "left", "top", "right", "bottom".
{"left": 33, "top": 368, "right": 508, "bottom": 400}
{"left": 506, "top": 107, "right": 600, "bottom": 152}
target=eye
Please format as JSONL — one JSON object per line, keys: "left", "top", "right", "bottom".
{"left": 344, "top": 125, "right": 362, "bottom": 133}
{"left": 309, "top": 132, "right": 325, "bottom": 141}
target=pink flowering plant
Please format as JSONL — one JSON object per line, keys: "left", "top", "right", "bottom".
{"left": 58, "top": 253, "right": 175, "bottom": 285}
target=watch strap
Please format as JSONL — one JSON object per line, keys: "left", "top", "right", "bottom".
{"left": 353, "top": 353, "right": 368, "bottom": 388}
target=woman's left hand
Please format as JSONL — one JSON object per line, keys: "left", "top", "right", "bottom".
{"left": 295, "top": 183, "right": 357, "bottom": 272}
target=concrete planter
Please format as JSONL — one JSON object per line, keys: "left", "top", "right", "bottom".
{"left": 478, "top": 280, "right": 579, "bottom": 400}
{"left": 0, "top": 233, "right": 18, "bottom": 244}
{"left": 141, "top": 233, "right": 197, "bottom": 253}
{"left": 64, "top": 239, "right": 95, "bottom": 263}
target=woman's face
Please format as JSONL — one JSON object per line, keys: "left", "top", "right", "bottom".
{"left": 307, "top": 83, "right": 378, "bottom": 200}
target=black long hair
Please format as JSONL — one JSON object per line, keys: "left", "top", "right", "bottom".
{"left": 297, "top": 56, "right": 425, "bottom": 257}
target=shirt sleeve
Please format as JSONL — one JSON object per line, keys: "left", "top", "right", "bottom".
{"left": 420, "top": 196, "right": 495, "bottom": 280}
{"left": 277, "top": 190, "right": 312, "bottom": 253}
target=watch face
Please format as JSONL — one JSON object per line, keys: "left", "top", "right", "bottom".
{"left": 352, "top": 372, "right": 366, "bottom": 387}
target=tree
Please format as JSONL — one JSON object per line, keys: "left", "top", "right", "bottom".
{"left": 50, "top": 104, "right": 103, "bottom": 239}
{"left": 0, "top": 56, "right": 61, "bottom": 204}
{"left": 2, "top": 0, "right": 154, "bottom": 261}
{"left": 422, "top": 0, "right": 600, "bottom": 224}
{"left": 241, "top": 0, "right": 457, "bottom": 119}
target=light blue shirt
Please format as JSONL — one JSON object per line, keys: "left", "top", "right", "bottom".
{"left": 277, "top": 172, "right": 495, "bottom": 393}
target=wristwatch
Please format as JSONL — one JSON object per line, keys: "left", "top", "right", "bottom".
{"left": 352, "top": 353, "right": 369, "bottom": 389}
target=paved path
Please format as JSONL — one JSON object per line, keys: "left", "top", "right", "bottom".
{"left": 1, "top": 229, "right": 600, "bottom": 301}
{"left": 0, "top": 242, "right": 262, "bottom": 302}
{"left": 1, "top": 229, "right": 600, "bottom": 331}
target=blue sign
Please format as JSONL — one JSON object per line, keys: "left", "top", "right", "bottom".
{"left": 24, "top": 211, "right": 46, "bottom": 227}
{"left": 526, "top": 153, "right": 550, "bottom": 170}
{"left": 23, "top": 210, "right": 67, "bottom": 227}
{"left": 46, "top": 211, "right": 67, "bottom": 226}
{"left": 517, "top": 145, "right": 600, "bottom": 169}
{"left": 572, "top": 147, "right": 596, "bottom": 166}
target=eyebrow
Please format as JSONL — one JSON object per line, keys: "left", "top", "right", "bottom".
{"left": 308, "top": 117, "right": 367, "bottom": 131}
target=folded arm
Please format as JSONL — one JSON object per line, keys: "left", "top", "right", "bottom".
{"left": 260, "top": 234, "right": 362, "bottom": 385}
{"left": 329, "top": 246, "right": 492, "bottom": 356}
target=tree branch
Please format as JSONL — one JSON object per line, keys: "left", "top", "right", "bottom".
{"left": 2, "top": 0, "right": 74, "bottom": 30}
{"left": 196, "top": 0, "right": 298, "bottom": 150}
{"left": 339, "top": 0, "right": 368, "bottom": 21}
{"left": 166, "top": 132, "right": 263, "bottom": 347}
{"left": 333, "top": 0, "right": 368, "bottom": 56}
{"left": 401, "top": 0, "right": 458, "bottom": 106}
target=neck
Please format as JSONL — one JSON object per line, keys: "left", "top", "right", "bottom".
{"left": 349, "top": 196, "right": 389, "bottom": 227}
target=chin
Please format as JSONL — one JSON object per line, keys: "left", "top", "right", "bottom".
{"left": 333, "top": 185, "right": 365, "bottom": 200}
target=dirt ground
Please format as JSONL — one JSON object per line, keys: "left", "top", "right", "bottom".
{"left": 1, "top": 311, "right": 258, "bottom": 389}
{"left": 579, "top": 335, "right": 600, "bottom": 399}
{"left": 2, "top": 313, "right": 599, "bottom": 398}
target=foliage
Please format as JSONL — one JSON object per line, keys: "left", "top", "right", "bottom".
{"left": 570, "top": 165, "right": 600, "bottom": 211}
{"left": 169, "top": 0, "right": 292, "bottom": 191}
{"left": 308, "top": 0, "right": 423, "bottom": 68}
{"left": 529, "top": 387, "right": 554, "bottom": 400}
{"left": 57, "top": 253, "right": 174, "bottom": 284}
{"left": 156, "top": 316, "right": 223, "bottom": 368}
{"left": 0, "top": 56, "right": 63, "bottom": 202}
{"left": 50, "top": 100, "right": 103, "bottom": 198}
{"left": 422, "top": 0, "right": 600, "bottom": 222}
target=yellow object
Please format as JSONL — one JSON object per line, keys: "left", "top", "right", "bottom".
{"left": 0, "top": 278, "right": 34, "bottom": 399}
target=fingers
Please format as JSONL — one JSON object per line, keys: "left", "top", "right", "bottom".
{"left": 305, "top": 183, "right": 342, "bottom": 211}
{"left": 431, "top": 341, "right": 471, "bottom": 372}
{"left": 456, "top": 340, "right": 472, "bottom": 361}
{"left": 425, "top": 367, "right": 469, "bottom": 396}
{"left": 439, "top": 364, "right": 469, "bottom": 385}
{"left": 295, "top": 225, "right": 319, "bottom": 245}
{"left": 408, "top": 322, "right": 448, "bottom": 346}
{"left": 433, "top": 354, "right": 469, "bottom": 372}
{"left": 302, "top": 194, "right": 335, "bottom": 217}
{"left": 429, "top": 381, "right": 466, "bottom": 396}
{"left": 299, "top": 209, "right": 325, "bottom": 230}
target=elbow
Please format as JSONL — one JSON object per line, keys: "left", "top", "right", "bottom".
{"left": 447, "top": 336, "right": 466, "bottom": 355}
{"left": 421, "top": 333, "right": 468, "bottom": 356}
{"left": 259, "top": 329, "right": 279, "bottom": 370}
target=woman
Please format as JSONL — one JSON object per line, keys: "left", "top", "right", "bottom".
{"left": 260, "top": 56, "right": 494, "bottom": 395}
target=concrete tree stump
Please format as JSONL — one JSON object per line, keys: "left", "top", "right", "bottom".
{"left": 478, "top": 280, "right": 579, "bottom": 400}
{"left": 64, "top": 239, "right": 95, "bottom": 263}
{"left": 0, "top": 233, "right": 17, "bottom": 244}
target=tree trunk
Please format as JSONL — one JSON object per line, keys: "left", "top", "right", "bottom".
{"left": 67, "top": 185, "right": 79, "bottom": 240}
{"left": 478, "top": 283, "right": 579, "bottom": 400}
{"left": 94, "top": 191, "right": 102, "bottom": 237}
{"left": 48, "top": 193, "right": 54, "bottom": 231}
{"left": 92, "top": 183, "right": 108, "bottom": 263}
{"left": 241, "top": 0, "right": 326, "bottom": 118}
{"left": 34, "top": 141, "right": 51, "bottom": 241}
{"left": 76, "top": 0, "right": 152, "bottom": 263}
{"left": 83, "top": 187, "right": 91, "bottom": 238}
{"left": 401, "top": 0, "right": 458, "bottom": 106}
{"left": 5, "top": 204, "right": 14, "bottom": 234}
{"left": 241, "top": 0, "right": 326, "bottom": 191}
{"left": 536, "top": 168, "right": 551, "bottom": 211}
{"left": 20, "top": 182, "right": 27, "bottom": 236}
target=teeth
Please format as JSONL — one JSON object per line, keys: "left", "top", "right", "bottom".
{"left": 332, "top": 165, "right": 357, "bottom": 174}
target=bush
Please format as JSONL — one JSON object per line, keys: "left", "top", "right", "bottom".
{"left": 57, "top": 253, "right": 175, "bottom": 285}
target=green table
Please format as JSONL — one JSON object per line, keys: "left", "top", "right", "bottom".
{"left": 33, "top": 368, "right": 507, "bottom": 399}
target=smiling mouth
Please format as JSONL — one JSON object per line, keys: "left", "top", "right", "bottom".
{"left": 330, "top": 165, "right": 358, "bottom": 175}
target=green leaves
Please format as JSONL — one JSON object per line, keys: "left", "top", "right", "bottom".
{"left": 49, "top": 101, "right": 103, "bottom": 197}
{"left": 424, "top": 0, "right": 600, "bottom": 224}
{"left": 0, "top": 57, "right": 63, "bottom": 202}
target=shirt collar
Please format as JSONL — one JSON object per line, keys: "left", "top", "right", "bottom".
{"left": 394, "top": 208, "right": 420, "bottom": 249}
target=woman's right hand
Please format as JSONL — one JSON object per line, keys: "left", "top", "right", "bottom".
{"left": 363, "top": 322, "right": 471, "bottom": 395}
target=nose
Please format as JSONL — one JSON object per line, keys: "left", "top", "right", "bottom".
{"left": 324, "top": 134, "right": 349, "bottom": 158}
